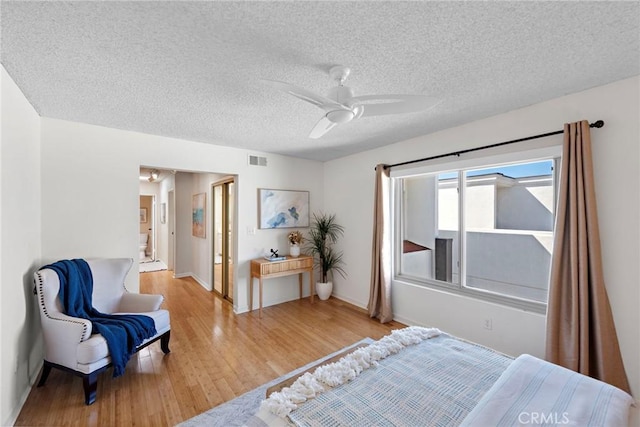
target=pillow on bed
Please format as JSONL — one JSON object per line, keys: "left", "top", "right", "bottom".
{"left": 460, "top": 354, "right": 634, "bottom": 427}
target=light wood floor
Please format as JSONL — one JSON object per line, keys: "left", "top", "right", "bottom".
{"left": 15, "top": 270, "right": 405, "bottom": 426}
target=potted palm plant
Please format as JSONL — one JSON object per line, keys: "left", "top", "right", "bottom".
{"left": 306, "top": 212, "right": 346, "bottom": 300}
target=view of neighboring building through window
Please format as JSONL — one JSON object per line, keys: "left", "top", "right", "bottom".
{"left": 397, "top": 159, "right": 555, "bottom": 307}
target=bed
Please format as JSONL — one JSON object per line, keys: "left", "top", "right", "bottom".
{"left": 247, "top": 327, "right": 633, "bottom": 426}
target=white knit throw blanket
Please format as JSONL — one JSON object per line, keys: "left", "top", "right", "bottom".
{"left": 261, "top": 326, "right": 441, "bottom": 417}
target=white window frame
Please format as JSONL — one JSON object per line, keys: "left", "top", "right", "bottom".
{"left": 391, "top": 145, "right": 562, "bottom": 313}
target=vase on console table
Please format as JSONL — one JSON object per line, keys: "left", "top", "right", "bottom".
{"left": 289, "top": 244, "right": 300, "bottom": 257}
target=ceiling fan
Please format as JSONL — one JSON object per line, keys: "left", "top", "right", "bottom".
{"left": 266, "top": 65, "right": 441, "bottom": 139}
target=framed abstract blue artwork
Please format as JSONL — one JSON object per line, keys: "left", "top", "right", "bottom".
{"left": 258, "top": 189, "right": 310, "bottom": 229}
{"left": 192, "top": 193, "right": 206, "bottom": 238}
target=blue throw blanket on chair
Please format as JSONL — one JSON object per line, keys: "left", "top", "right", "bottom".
{"left": 44, "top": 259, "right": 157, "bottom": 377}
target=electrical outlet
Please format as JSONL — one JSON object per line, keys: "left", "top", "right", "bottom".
{"left": 483, "top": 318, "right": 493, "bottom": 330}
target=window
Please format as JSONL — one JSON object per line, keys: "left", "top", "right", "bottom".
{"left": 394, "top": 154, "right": 558, "bottom": 311}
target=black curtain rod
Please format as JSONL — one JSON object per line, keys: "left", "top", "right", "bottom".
{"left": 381, "top": 120, "right": 605, "bottom": 170}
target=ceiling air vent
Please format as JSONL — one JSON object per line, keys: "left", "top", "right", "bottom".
{"left": 248, "top": 155, "right": 267, "bottom": 167}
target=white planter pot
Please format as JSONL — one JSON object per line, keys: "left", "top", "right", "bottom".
{"left": 290, "top": 244, "right": 300, "bottom": 257}
{"left": 316, "top": 281, "right": 333, "bottom": 300}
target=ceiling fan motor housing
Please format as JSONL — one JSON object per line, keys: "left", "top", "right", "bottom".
{"left": 326, "top": 85, "right": 357, "bottom": 123}
{"left": 328, "top": 85, "right": 354, "bottom": 104}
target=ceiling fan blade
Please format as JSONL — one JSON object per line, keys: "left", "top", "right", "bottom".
{"left": 352, "top": 94, "right": 441, "bottom": 117}
{"left": 309, "top": 116, "right": 338, "bottom": 139}
{"left": 263, "top": 79, "right": 347, "bottom": 111}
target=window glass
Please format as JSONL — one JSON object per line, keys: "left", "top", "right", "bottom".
{"left": 396, "top": 158, "right": 555, "bottom": 306}
{"left": 399, "top": 173, "right": 460, "bottom": 284}
{"left": 462, "top": 161, "right": 553, "bottom": 302}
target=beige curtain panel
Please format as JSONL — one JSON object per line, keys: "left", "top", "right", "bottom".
{"left": 545, "top": 120, "right": 630, "bottom": 394}
{"left": 368, "top": 164, "right": 393, "bottom": 323}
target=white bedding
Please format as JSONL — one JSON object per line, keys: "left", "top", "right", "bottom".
{"left": 460, "top": 354, "right": 634, "bottom": 426}
{"left": 253, "top": 327, "right": 512, "bottom": 426}
{"left": 247, "top": 329, "right": 634, "bottom": 426}
{"left": 261, "top": 326, "right": 442, "bottom": 418}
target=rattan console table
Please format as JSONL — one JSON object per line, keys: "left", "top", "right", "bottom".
{"left": 250, "top": 255, "right": 314, "bottom": 317}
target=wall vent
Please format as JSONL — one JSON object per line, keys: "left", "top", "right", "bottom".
{"left": 248, "top": 155, "right": 267, "bottom": 167}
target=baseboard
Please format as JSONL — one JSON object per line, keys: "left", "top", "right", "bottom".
{"left": 3, "top": 360, "right": 43, "bottom": 427}
{"left": 330, "top": 293, "right": 367, "bottom": 310}
{"left": 331, "top": 293, "right": 415, "bottom": 327}
{"left": 234, "top": 291, "right": 411, "bottom": 328}
{"left": 172, "top": 272, "right": 211, "bottom": 291}
{"left": 173, "top": 272, "right": 192, "bottom": 279}
{"left": 390, "top": 313, "right": 422, "bottom": 327}
{"left": 190, "top": 274, "right": 211, "bottom": 291}
{"left": 235, "top": 294, "right": 304, "bottom": 314}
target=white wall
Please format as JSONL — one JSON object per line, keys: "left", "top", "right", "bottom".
{"left": 0, "top": 67, "right": 42, "bottom": 426}
{"left": 465, "top": 184, "right": 496, "bottom": 229}
{"left": 324, "top": 76, "right": 640, "bottom": 400}
{"left": 39, "top": 118, "right": 325, "bottom": 313}
{"left": 189, "top": 172, "right": 226, "bottom": 290}
{"left": 497, "top": 179, "right": 554, "bottom": 231}
{"left": 173, "top": 171, "right": 222, "bottom": 287}
{"left": 174, "top": 172, "right": 194, "bottom": 278}
{"left": 157, "top": 174, "right": 175, "bottom": 266}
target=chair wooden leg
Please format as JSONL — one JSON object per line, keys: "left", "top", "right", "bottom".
{"left": 83, "top": 372, "right": 98, "bottom": 405}
{"left": 37, "top": 362, "right": 52, "bottom": 387}
{"left": 160, "top": 331, "right": 171, "bottom": 354}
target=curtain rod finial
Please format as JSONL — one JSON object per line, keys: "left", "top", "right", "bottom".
{"left": 591, "top": 120, "right": 604, "bottom": 128}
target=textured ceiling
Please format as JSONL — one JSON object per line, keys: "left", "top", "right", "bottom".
{"left": 2, "top": 1, "right": 639, "bottom": 161}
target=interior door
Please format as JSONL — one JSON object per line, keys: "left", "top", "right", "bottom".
{"left": 212, "top": 179, "right": 234, "bottom": 302}
{"left": 226, "top": 181, "right": 234, "bottom": 301}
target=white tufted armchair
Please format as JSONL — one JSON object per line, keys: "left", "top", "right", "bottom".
{"left": 34, "top": 258, "right": 171, "bottom": 405}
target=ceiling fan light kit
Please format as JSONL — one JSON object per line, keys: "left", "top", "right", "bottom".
{"left": 326, "top": 109, "right": 355, "bottom": 124}
{"left": 267, "top": 65, "right": 440, "bottom": 139}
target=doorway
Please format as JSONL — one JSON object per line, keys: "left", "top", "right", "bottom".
{"left": 212, "top": 178, "right": 234, "bottom": 302}
{"left": 139, "top": 195, "right": 155, "bottom": 262}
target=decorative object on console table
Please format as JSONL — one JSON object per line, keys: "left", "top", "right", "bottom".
{"left": 265, "top": 248, "right": 286, "bottom": 261}
{"left": 306, "top": 212, "right": 346, "bottom": 300}
{"left": 289, "top": 244, "right": 300, "bottom": 258}
{"left": 288, "top": 230, "right": 303, "bottom": 257}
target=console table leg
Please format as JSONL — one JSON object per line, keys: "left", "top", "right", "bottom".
{"left": 259, "top": 277, "right": 263, "bottom": 317}
{"left": 299, "top": 273, "right": 303, "bottom": 299}
{"left": 249, "top": 276, "right": 253, "bottom": 312}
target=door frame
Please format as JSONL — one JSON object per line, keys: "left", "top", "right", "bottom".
{"left": 168, "top": 189, "right": 175, "bottom": 271}
{"left": 211, "top": 177, "right": 236, "bottom": 302}
{"left": 139, "top": 194, "right": 157, "bottom": 261}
